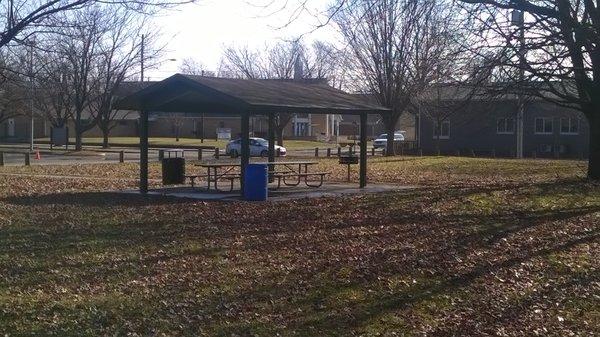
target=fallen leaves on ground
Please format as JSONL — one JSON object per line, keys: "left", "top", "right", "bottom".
{"left": 0, "top": 157, "right": 597, "bottom": 336}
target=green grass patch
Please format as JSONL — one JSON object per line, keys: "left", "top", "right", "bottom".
{"left": 35, "top": 137, "right": 336, "bottom": 150}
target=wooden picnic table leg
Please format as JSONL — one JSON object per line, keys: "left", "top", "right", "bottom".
{"left": 206, "top": 167, "right": 211, "bottom": 190}
{"left": 305, "top": 174, "right": 325, "bottom": 188}
{"left": 304, "top": 164, "right": 310, "bottom": 185}
{"left": 283, "top": 174, "right": 302, "bottom": 186}
{"left": 214, "top": 167, "right": 219, "bottom": 190}
{"left": 301, "top": 164, "right": 307, "bottom": 185}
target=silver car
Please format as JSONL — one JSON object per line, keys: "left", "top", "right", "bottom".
{"left": 373, "top": 132, "right": 405, "bottom": 149}
{"left": 225, "top": 137, "right": 287, "bottom": 157}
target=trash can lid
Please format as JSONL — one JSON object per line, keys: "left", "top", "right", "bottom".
{"left": 164, "top": 149, "right": 185, "bottom": 158}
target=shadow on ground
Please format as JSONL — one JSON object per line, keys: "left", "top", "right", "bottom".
{"left": 0, "top": 177, "right": 598, "bottom": 335}
{"left": 2, "top": 191, "right": 195, "bottom": 207}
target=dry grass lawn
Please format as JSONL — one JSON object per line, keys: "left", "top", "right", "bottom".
{"left": 0, "top": 156, "right": 597, "bottom": 336}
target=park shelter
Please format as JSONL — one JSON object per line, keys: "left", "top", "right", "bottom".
{"left": 115, "top": 74, "right": 391, "bottom": 195}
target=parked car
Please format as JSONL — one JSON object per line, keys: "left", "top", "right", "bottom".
{"left": 373, "top": 132, "right": 405, "bottom": 149}
{"left": 225, "top": 137, "right": 287, "bottom": 157}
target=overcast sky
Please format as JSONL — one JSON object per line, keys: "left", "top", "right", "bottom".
{"left": 147, "top": 0, "right": 337, "bottom": 80}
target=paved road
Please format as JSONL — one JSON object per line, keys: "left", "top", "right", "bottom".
{"left": 0, "top": 143, "right": 349, "bottom": 166}
{"left": 0, "top": 151, "right": 160, "bottom": 166}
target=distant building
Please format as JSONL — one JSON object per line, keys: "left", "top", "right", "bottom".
{"left": 0, "top": 115, "right": 47, "bottom": 140}
{"left": 3, "top": 79, "right": 585, "bottom": 159}
{"left": 401, "top": 94, "right": 589, "bottom": 158}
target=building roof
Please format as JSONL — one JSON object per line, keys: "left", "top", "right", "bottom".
{"left": 416, "top": 81, "right": 579, "bottom": 103}
{"left": 115, "top": 74, "right": 390, "bottom": 115}
{"left": 116, "top": 81, "right": 158, "bottom": 98}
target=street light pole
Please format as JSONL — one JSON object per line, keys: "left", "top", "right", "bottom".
{"left": 512, "top": 10, "right": 525, "bottom": 159}
{"left": 29, "top": 40, "right": 35, "bottom": 152}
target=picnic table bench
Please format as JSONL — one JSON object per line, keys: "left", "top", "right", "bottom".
{"left": 185, "top": 174, "right": 206, "bottom": 188}
{"left": 192, "top": 161, "right": 329, "bottom": 191}
{"left": 258, "top": 161, "right": 329, "bottom": 189}
{"left": 271, "top": 171, "right": 330, "bottom": 188}
{"left": 185, "top": 174, "right": 239, "bottom": 190}
{"left": 193, "top": 163, "right": 242, "bottom": 192}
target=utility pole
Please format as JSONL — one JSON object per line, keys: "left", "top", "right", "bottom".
{"left": 200, "top": 113, "right": 204, "bottom": 143}
{"left": 512, "top": 10, "right": 525, "bottom": 159}
{"left": 140, "top": 34, "right": 145, "bottom": 82}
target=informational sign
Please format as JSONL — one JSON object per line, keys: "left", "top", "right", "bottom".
{"left": 217, "top": 128, "right": 231, "bottom": 140}
{"left": 51, "top": 126, "right": 68, "bottom": 147}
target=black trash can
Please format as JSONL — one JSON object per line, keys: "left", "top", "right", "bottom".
{"left": 162, "top": 149, "right": 185, "bottom": 185}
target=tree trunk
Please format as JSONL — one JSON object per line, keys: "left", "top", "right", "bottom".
{"left": 75, "top": 130, "right": 83, "bottom": 151}
{"left": 102, "top": 128, "right": 110, "bottom": 149}
{"left": 276, "top": 128, "right": 284, "bottom": 146}
{"left": 385, "top": 122, "right": 396, "bottom": 156}
{"left": 588, "top": 114, "right": 600, "bottom": 180}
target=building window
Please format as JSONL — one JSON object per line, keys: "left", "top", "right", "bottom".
{"left": 534, "top": 117, "right": 553, "bottom": 134}
{"left": 433, "top": 120, "right": 450, "bottom": 139}
{"left": 560, "top": 117, "right": 579, "bottom": 135}
{"left": 497, "top": 118, "right": 515, "bottom": 134}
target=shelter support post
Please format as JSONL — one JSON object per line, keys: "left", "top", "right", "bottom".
{"left": 140, "top": 111, "right": 149, "bottom": 194}
{"left": 268, "top": 113, "right": 275, "bottom": 182}
{"left": 360, "top": 112, "right": 368, "bottom": 188}
{"left": 240, "top": 112, "right": 250, "bottom": 196}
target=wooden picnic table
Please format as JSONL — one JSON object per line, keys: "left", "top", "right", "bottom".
{"left": 193, "top": 161, "right": 324, "bottom": 191}
{"left": 195, "top": 163, "right": 242, "bottom": 191}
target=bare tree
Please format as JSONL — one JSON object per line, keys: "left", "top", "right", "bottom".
{"left": 179, "top": 57, "right": 209, "bottom": 75}
{"left": 456, "top": 0, "right": 600, "bottom": 179}
{"left": 0, "top": 0, "right": 191, "bottom": 149}
{"left": 305, "top": 40, "right": 347, "bottom": 89}
{"left": 40, "top": 4, "right": 165, "bottom": 150}
{"left": 219, "top": 45, "right": 267, "bottom": 79}
{"left": 33, "top": 53, "right": 74, "bottom": 128}
{"left": 332, "top": 0, "right": 470, "bottom": 156}
{"left": 220, "top": 42, "right": 300, "bottom": 145}
{"left": 0, "top": 52, "right": 28, "bottom": 124}
{"left": 51, "top": 7, "right": 105, "bottom": 151}
{"left": 220, "top": 40, "right": 342, "bottom": 145}
{"left": 0, "top": 0, "right": 194, "bottom": 50}
{"left": 88, "top": 8, "right": 158, "bottom": 148}
{"left": 0, "top": 85, "right": 26, "bottom": 124}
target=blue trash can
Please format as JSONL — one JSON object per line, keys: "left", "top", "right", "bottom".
{"left": 244, "top": 164, "right": 268, "bottom": 201}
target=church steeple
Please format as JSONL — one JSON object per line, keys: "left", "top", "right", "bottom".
{"left": 293, "top": 55, "right": 304, "bottom": 80}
